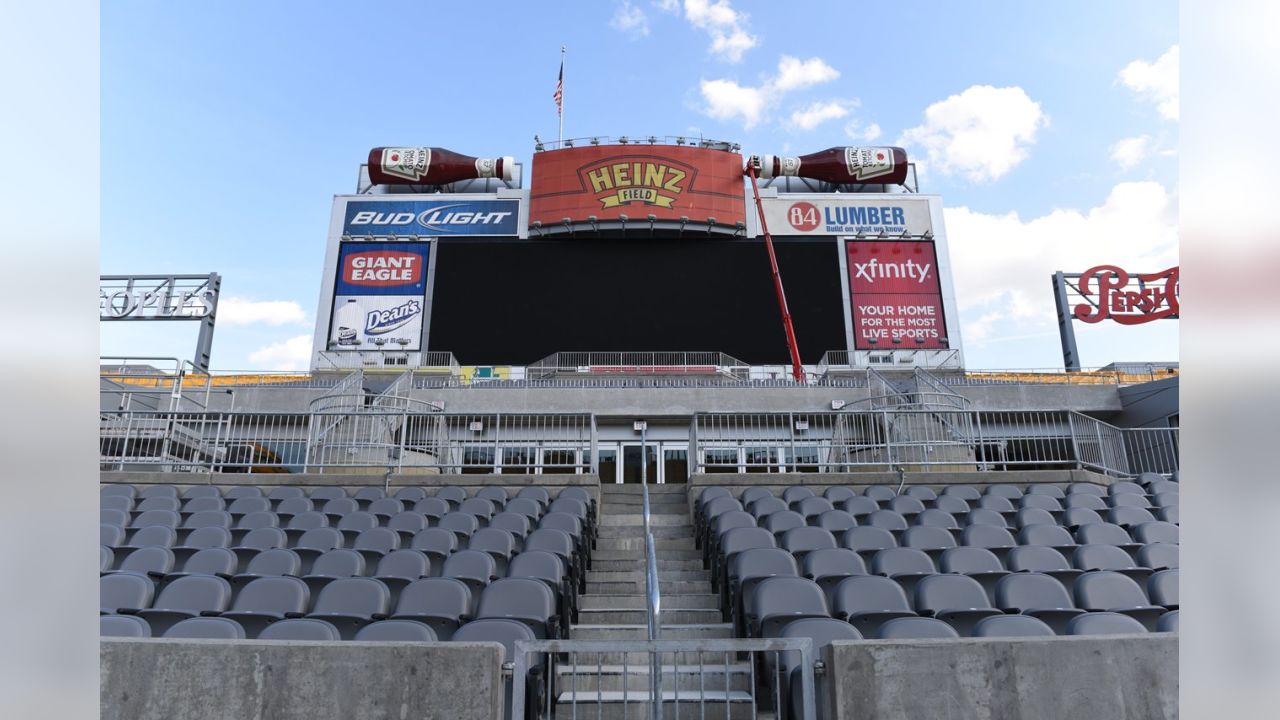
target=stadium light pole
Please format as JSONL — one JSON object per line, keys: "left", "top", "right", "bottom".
{"left": 744, "top": 159, "right": 806, "bottom": 382}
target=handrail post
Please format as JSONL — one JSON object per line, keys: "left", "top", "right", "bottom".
{"left": 639, "top": 420, "right": 663, "bottom": 718}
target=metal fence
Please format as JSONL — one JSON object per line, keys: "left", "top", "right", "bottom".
{"left": 510, "top": 637, "right": 817, "bottom": 720}
{"left": 100, "top": 410, "right": 595, "bottom": 474}
{"left": 691, "top": 410, "right": 1178, "bottom": 477}
{"left": 527, "top": 352, "right": 751, "bottom": 380}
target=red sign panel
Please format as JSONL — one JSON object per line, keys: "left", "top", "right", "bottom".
{"left": 847, "top": 240, "right": 948, "bottom": 349}
{"left": 528, "top": 145, "right": 746, "bottom": 230}
{"left": 341, "top": 250, "right": 426, "bottom": 288}
{"left": 1074, "top": 265, "right": 1179, "bottom": 324}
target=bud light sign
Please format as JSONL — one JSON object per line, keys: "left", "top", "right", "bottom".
{"left": 330, "top": 241, "right": 430, "bottom": 351}
{"left": 343, "top": 199, "right": 519, "bottom": 237}
{"left": 847, "top": 240, "right": 948, "bottom": 350}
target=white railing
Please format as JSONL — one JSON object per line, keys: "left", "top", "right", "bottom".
{"left": 526, "top": 351, "right": 751, "bottom": 380}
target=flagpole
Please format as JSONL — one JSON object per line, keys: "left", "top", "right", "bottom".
{"left": 558, "top": 45, "right": 565, "bottom": 144}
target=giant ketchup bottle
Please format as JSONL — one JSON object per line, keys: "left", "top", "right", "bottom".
{"left": 367, "top": 147, "right": 514, "bottom": 185}
{"left": 755, "top": 146, "right": 909, "bottom": 186}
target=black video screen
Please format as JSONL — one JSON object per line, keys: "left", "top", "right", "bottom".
{"left": 428, "top": 236, "right": 847, "bottom": 365}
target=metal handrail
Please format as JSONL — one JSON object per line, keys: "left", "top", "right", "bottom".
{"left": 638, "top": 421, "right": 662, "bottom": 719}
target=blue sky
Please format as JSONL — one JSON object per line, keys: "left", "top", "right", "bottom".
{"left": 101, "top": 1, "right": 1179, "bottom": 371}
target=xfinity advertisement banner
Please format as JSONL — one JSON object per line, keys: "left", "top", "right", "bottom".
{"left": 329, "top": 241, "right": 429, "bottom": 351}
{"left": 764, "top": 197, "right": 932, "bottom": 236}
{"left": 847, "top": 240, "right": 948, "bottom": 349}
{"left": 343, "top": 199, "right": 519, "bottom": 237}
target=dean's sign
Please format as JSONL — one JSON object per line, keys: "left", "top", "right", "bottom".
{"left": 762, "top": 197, "right": 933, "bottom": 237}
{"left": 342, "top": 198, "right": 520, "bottom": 237}
{"left": 528, "top": 144, "right": 746, "bottom": 232}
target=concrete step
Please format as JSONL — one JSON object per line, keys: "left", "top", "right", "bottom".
{"left": 600, "top": 485, "right": 689, "bottom": 495}
{"left": 599, "top": 514, "right": 691, "bottom": 527}
{"left": 555, "top": 662, "right": 751, "bottom": 692}
{"left": 591, "top": 548, "right": 703, "bottom": 562}
{"left": 576, "top": 608, "right": 724, "bottom": 625}
{"left": 587, "top": 570, "right": 708, "bottom": 583}
{"left": 595, "top": 537, "right": 698, "bottom": 552}
{"left": 586, "top": 580, "right": 713, "bottom": 595}
{"left": 570, "top": 624, "right": 734, "bottom": 641}
{"left": 601, "top": 496, "right": 689, "bottom": 506}
{"left": 597, "top": 525, "right": 693, "bottom": 539}
{"left": 591, "top": 558, "right": 704, "bottom": 572}
{"left": 554, "top": 692, "right": 762, "bottom": 720}
{"left": 579, "top": 594, "right": 720, "bottom": 610}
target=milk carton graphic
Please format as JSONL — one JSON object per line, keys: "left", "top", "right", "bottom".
{"left": 332, "top": 298, "right": 365, "bottom": 347}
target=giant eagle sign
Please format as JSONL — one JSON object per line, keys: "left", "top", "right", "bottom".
{"left": 99, "top": 274, "right": 221, "bottom": 372}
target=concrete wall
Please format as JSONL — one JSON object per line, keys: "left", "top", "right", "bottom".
{"left": 956, "top": 383, "right": 1123, "bottom": 412}
{"left": 827, "top": 634, "right": 1178, "bottom": 720}
{"left": 101, "top": 638, "right": 505, "bottom": 720}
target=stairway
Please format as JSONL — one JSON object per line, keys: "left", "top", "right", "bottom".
{"left": 556, "top": 483, "right": 760, "bottom": 718}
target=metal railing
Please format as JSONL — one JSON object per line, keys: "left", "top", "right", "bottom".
{"left": 509, "top": 637, "right": 817, "bottom": 720}
{"left": 817, "top": 349, "right": 964, "bottom": 372}
{"left": 312, "top": 350, "right": 460, "bottom": 373}
{"left": 100, "top": 410, "right": 595, "bottom": 474}
{"left": 533, "top": 135, "right": 741, "bottom": 152}
{"left": 527, "top": 352, "right": 751, "bottom": 380}
{"left": 691, "top": 410, "right": 1179, "bottom": 477}
{"left": 412, "top": 375, "right": 869, "bottom": 389}
{"left": 100, "top": 356, "right": 213, "bottom": 412}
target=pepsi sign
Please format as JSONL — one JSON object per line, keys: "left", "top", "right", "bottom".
{"left": 343, "top": 199, "right": 520, "bottom": 236}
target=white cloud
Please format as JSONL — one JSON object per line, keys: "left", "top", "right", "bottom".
{"left": 1119, "top": 45, "right": 1179, "bottom": 121}
{"left": 218, "top": 298, "right": 308, "bottom": 326}
{"left": 844, "top": 120, "right": 882, "bottom": 143}
{"left": 248, "top": 334, "right": 313, "bottom": 371}
{"left": 1110, "top": 134, "right": 1154, "bottom": 169}
{"left": 610, "top": 2, "right": 649, "bottom": 38}
{"left": 899, "top": 85, "right": 1048, "bottom": 183}
{"left": 788, "top": 100, "right": 851, "bottom": 131}
{"left": 670, "top": 0, "right": 758, "bottom": 62}
{"left": 944, "top": 181, "right": 1179, "bottom": 350}
{"left": 699, "top": 55, "right": 841, "bottom": 129}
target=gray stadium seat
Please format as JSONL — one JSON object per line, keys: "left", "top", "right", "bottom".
{"left": 864, "top": 486, "right": 897, "bottom": 503}
{"left": 508, "top": 550, "right": 573, "bottom": 629}
{"left": 716, "top": 527, "right": 777, "bottom": 594}
{"left": 1075, "top": 523, "right": 1142, "bottom": 553}
{"left": 840, "top": 496, "right": 881, "bottom": 518}
{"left": 164, "top": 547, "right": 237, "bottom": 583}
{"left": 353, "top": 487, "right": 385, "bottom": 507}
{"left": 986, "top": 484, "right": 1024, "bottom": 500}
{"left": 164, "top": 617, "right": 246, "bottom": 639}
{"left": 1110, "top": 493, "right": 1153, "bottom": 509}
{"left": 1019, "top": 524, "right": 1077, "bottom": 554}
{"left": 367, "top": 498, "right": 405, "bottom": 520}
{"left": 866, "top": 510, "right": 909, "bottom": 533}
{"left": 905, "top": 486, "right": 938, "bottom": 502}
{"left": 224, "top": 486, "right": 263, "bottom": 501}
{"left": 387, "top": 512, "right": 429, "bottom": 542}
{"left": 1133, "top": 521, "right": 1179, "bottom": 545}
{"left": 524, "top": 528, "right": 582, "bottom": 593}
{"left": 136, "top": 575, "right": 234, "bottom": 636}
{"left": 1064, "top": 493, "right": 1108, "bottom": 510}
{"left": 101, "top": 524, "right": 126, "bottom": 548}
{"left": 887, "top": 496, "right": 925, "bottom": 517}
{"left": 232, "top": 548, "right": 301, "bottom": 590}
{"left": 373, "top": 549, "right": 432, "bottom": 595}
{"left": 870, "top": 548, "right": 936, "bottom": 597}
{"left": 780, "top": 527, "right": 838, "bottom": 561}
{"left": 732, "top": 548, "right": 801, "bottom": 634}
{"left": 353, "top": 527, "right": 402, "bottom": 565}
{"left": 1066, "top": 612, "right": 1148, "bottom": 636}
{"left": 458, "top": 497, "right": 497, "bottom": 523}
{"left": 795, "top": 496, "right": 836, "bottom": 520}
{"left": 336, "top": 511, "right": 379, "bottom": 544}
{"left": 964, "top": 508, "right": 1010, "bottom": 529}
{"left": 933, "top": 495, "right": 971, "bottom": 516}
{"left": 231, "top": 527, "right": 287, "bottom": 567}
{"left": 803, "top": 548, "right": 868, "bottom": 603}
{"left": 489, "top": 512, "right": 532, "bottom": 546}
{"left": 1157, "top": 609, "right": 1179, "bottom": 633}
{"left": 100, "top": 546, "right": 114, "bottom": 572}
{"left": 468, "top": 528, "right": 517, "bottom": 575}
{"left": 877, "top": 616, "right": 959, "bottom": 639}
{"left": 939, "top": 547, "right": 1008, "bottom": 604}
{"left": 109, "top": 546, "right": 174, "bottom": 579}
{"left": 749, "top": 576, "right": 830, "bottom": 637}
{"left": 1062, "top": 508, "right": 1105, "bottom": 529}
{"left": 1026, "top": 485, "right": 1066, "bottom": 499}
{"left": 321, "top": 498, "right": 360, "bottom": 521}
{"left": 394, "top": 487, "right": 429, "bottom": 504}
{"left": 101, "top": 495, "right": 133, "bottom": 513}
{"left": 960, "top": 525, "right": 1016, "bottom": 560}
{"left": 1148, "top": 568, "right": 1178, "bottom": 609}
{"left": 100, "top": 615, "right": 151, "bottom": 637}
{"left": 824, "top": 487, "right": 857, "bottom": 504}
{"left": 172, "top": 526, "right": 233, "bottom": 563}
{"left": 707, "top": 511, "right": 757, "bottom": 568}
{"left": 1073, "top": 571, "right": 1165, "bottom": 630}
{"left": 410, "top": 528, "right": 459, "bottom": 575}
{"left": 267, "top": 487, "right": 306, "bottom": 505}
{"left": 763, "top": 510, "right": 807, "bottom": 536}
{"left": 258, "top": 618, "right": 341, "bottom": 641}
{"left": 740, "top": 487, "right": 773, "bottom": 507}
{"left": 101, "top": 484, "right": 137, "bottom": 500}
{"left": 130, "top": 509, "right": 180, "bottom": 529}
{"left": 101, "top": 573, "right": 154, "bottom": 614}
{"left": 1109, "top": 481, "right": 1146, "bottom": 496}
{"left": 971, "top": 614, "right": 1055, "bottom": 637}
{"left": 914, "top": 509, "right": 959, "bottom": 529}
{"left": 119, "top": 525, "right": 177, "bottom": 553}
{"left": 1006, "top": 546, "right": 1082, "bottom": 585}
{"left": 438, "top": 512, "right": 480, "bottom": 543}
{"left": 232, "top": 510, "right": 280, "bottom": 540}
{"left": 442, "top": 550, "right": 498, "bottom": 609}
{"left": 1153, "top": 492, "right": 1180, "bottom": 509}
{"left": 941, "top": 485, "right": 981, "bottom": 502}
{"left": 748, "top": 496, "right": 789, "bottom": 520}
{"left": 354, "top": 619, "right": 438, "bottom": 642}
{"left": 782, "top": 486, "right": 816, "bottom": 506}
{"left": 101, "top": 509, "right": 128, "bottom": 527}
{"left": 976, "top": 495, "right": 1015, "bottom": 514}
{"left": 1108, "top": 506, "right": 1157, "bottom": 528}
{"left": 139, "top": 485, "right": 179, "bottom": 500}
{"left": 814, "top": 510, "right": 858, "bottom": 534}
{"left": 1138, "top": 542, "right": 1179, "bottom": 570}
{"left": 1158, "top": 506, "right": 1179, "bottom": 524}
{"left": 476, "top": 577, "right": 560, "bottom": 639}
{"left": 275, "top": 497, "right": 314, "bottom": 518}
{"left": 292, "top": 527, "right": 344, "bottom": 570}
{"left": 180, "top": 510, "right": 233, "bottom": 537}
{"left": 994, "top": 572, "right": 1084, "bottom": 633}
{"left": 182, "top": 486, "right": 221, "bottom": 500}
{"left": 842, "top": 526, "right": 898, "bottom": 556}
{"left": 414, "top": 498, "right": 452, "bottom": 520}
{"left": 832, "top": 575, "right": 916, "bottom": 635}
{"left": 1072, "top": 544, "right": 1153, "bottom": 585}
{"left": 284, "top": 511, "right": 330, "bottom": 543}
{"left": 392, "top": 577, "right": 473, "bottom": 640}
{"left": 1068, "top": 483, "right": 1107, "bottom": 497}
{"left": 557, "top": 488, "right": 594, "bottom": 511}
{"left": 913, "top": 574, "right": 1003, "bottom": 635}
{"left": 778, "top": 618, "right": 863, "bottom": 720}
{"left": 1014, "top": 508, "right": 1056, "bottom": 528}
{"left": 902, "top": 526, "right": 957, "bottom": 561}
{"left": 181, "top": 496, "right": 226, "bottom": 514}
{"left": 220, "top": 573, "right": 312, "bottom": 635}
{"left": 306, "top": 577, "right": 392, "bottom": 639}
{"left": 309, "top": 488, "right": 348, "bottom": 503}
{"left": 452, "top": 618, "right": 543, "bottom": 720}
{"left": 302, "top": 549, "right": 366, "bottom": 595}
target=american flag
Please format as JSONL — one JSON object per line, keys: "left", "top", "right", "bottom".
{"left": 553, "top": 59, "right": 563, "bottom": 116}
